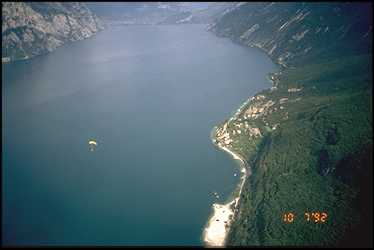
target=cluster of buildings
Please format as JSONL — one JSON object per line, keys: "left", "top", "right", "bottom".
{"left": 214, "top": 86, "right": 304, "bottom": 149}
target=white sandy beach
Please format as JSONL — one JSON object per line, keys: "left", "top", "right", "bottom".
{"left": 203, "top": 145, "right": 248, "bottom": 247}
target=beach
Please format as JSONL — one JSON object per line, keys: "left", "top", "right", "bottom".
{"left": 203, "top": 135, "right": 249, "bottom": 247}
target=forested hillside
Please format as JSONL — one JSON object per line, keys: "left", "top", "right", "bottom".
{"left": 210, "top": 2, "right": 372, "bottom": 246}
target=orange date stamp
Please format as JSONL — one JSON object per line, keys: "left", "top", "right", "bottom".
{"left": 283, "top": 212, "right": 328, "bottom": 223}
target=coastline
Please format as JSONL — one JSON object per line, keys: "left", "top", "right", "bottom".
{"left": 201, "top": 36, "right": 280, "bottom": 246}
{"left": 202, "top": 127, "right": 249, "bottom": 247}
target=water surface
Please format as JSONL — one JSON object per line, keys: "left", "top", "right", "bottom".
{"left": 2, "top": 24, "right": 276, "bottom": 245}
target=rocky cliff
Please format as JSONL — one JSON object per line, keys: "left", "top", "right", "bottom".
{"left": 2, "top": 2, "right": 104, "bottom": 62}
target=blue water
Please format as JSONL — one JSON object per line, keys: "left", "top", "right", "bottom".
{"left": 2, "top": 24, "right": 277, "bottom": 245}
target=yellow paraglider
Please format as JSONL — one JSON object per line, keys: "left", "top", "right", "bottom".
{"left": 88, "top": 140, "right": 98, "bottom": 151}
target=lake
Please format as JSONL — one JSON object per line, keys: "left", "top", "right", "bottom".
{"left": 2, "top": 24, "right": 277, "bottom": 245}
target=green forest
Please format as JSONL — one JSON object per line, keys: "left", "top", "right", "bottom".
{"left": 210, "top": 2, "right": 372, "bottom": 247}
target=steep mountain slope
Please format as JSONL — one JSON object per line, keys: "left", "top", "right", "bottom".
{"left": 210, "top": 2, "right": 372, "bottom": 67}
{"left": 2, "top": 2, "right": 104, "bottom": 62}
{"left": 209, "top": 2, "right": 372, "bottom": 246}
{"left": 86, "top": 2, "right": 187, "bottom": 25}
{"left": 86, "top": 2, "right": 238, "bottom": 25}
{"left": 182, "top": 2, "right": 241, "bottom": 24}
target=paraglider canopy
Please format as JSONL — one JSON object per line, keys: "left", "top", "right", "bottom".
{"left": 88, "top": 140, "right": 98, "bottom": 151}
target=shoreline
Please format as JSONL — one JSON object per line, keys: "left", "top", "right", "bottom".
{"left": 201, "top": 28, "right": 281, "bottom": 246}
{"left": 202, "top": 127, "right": 250, "bottom": 247}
